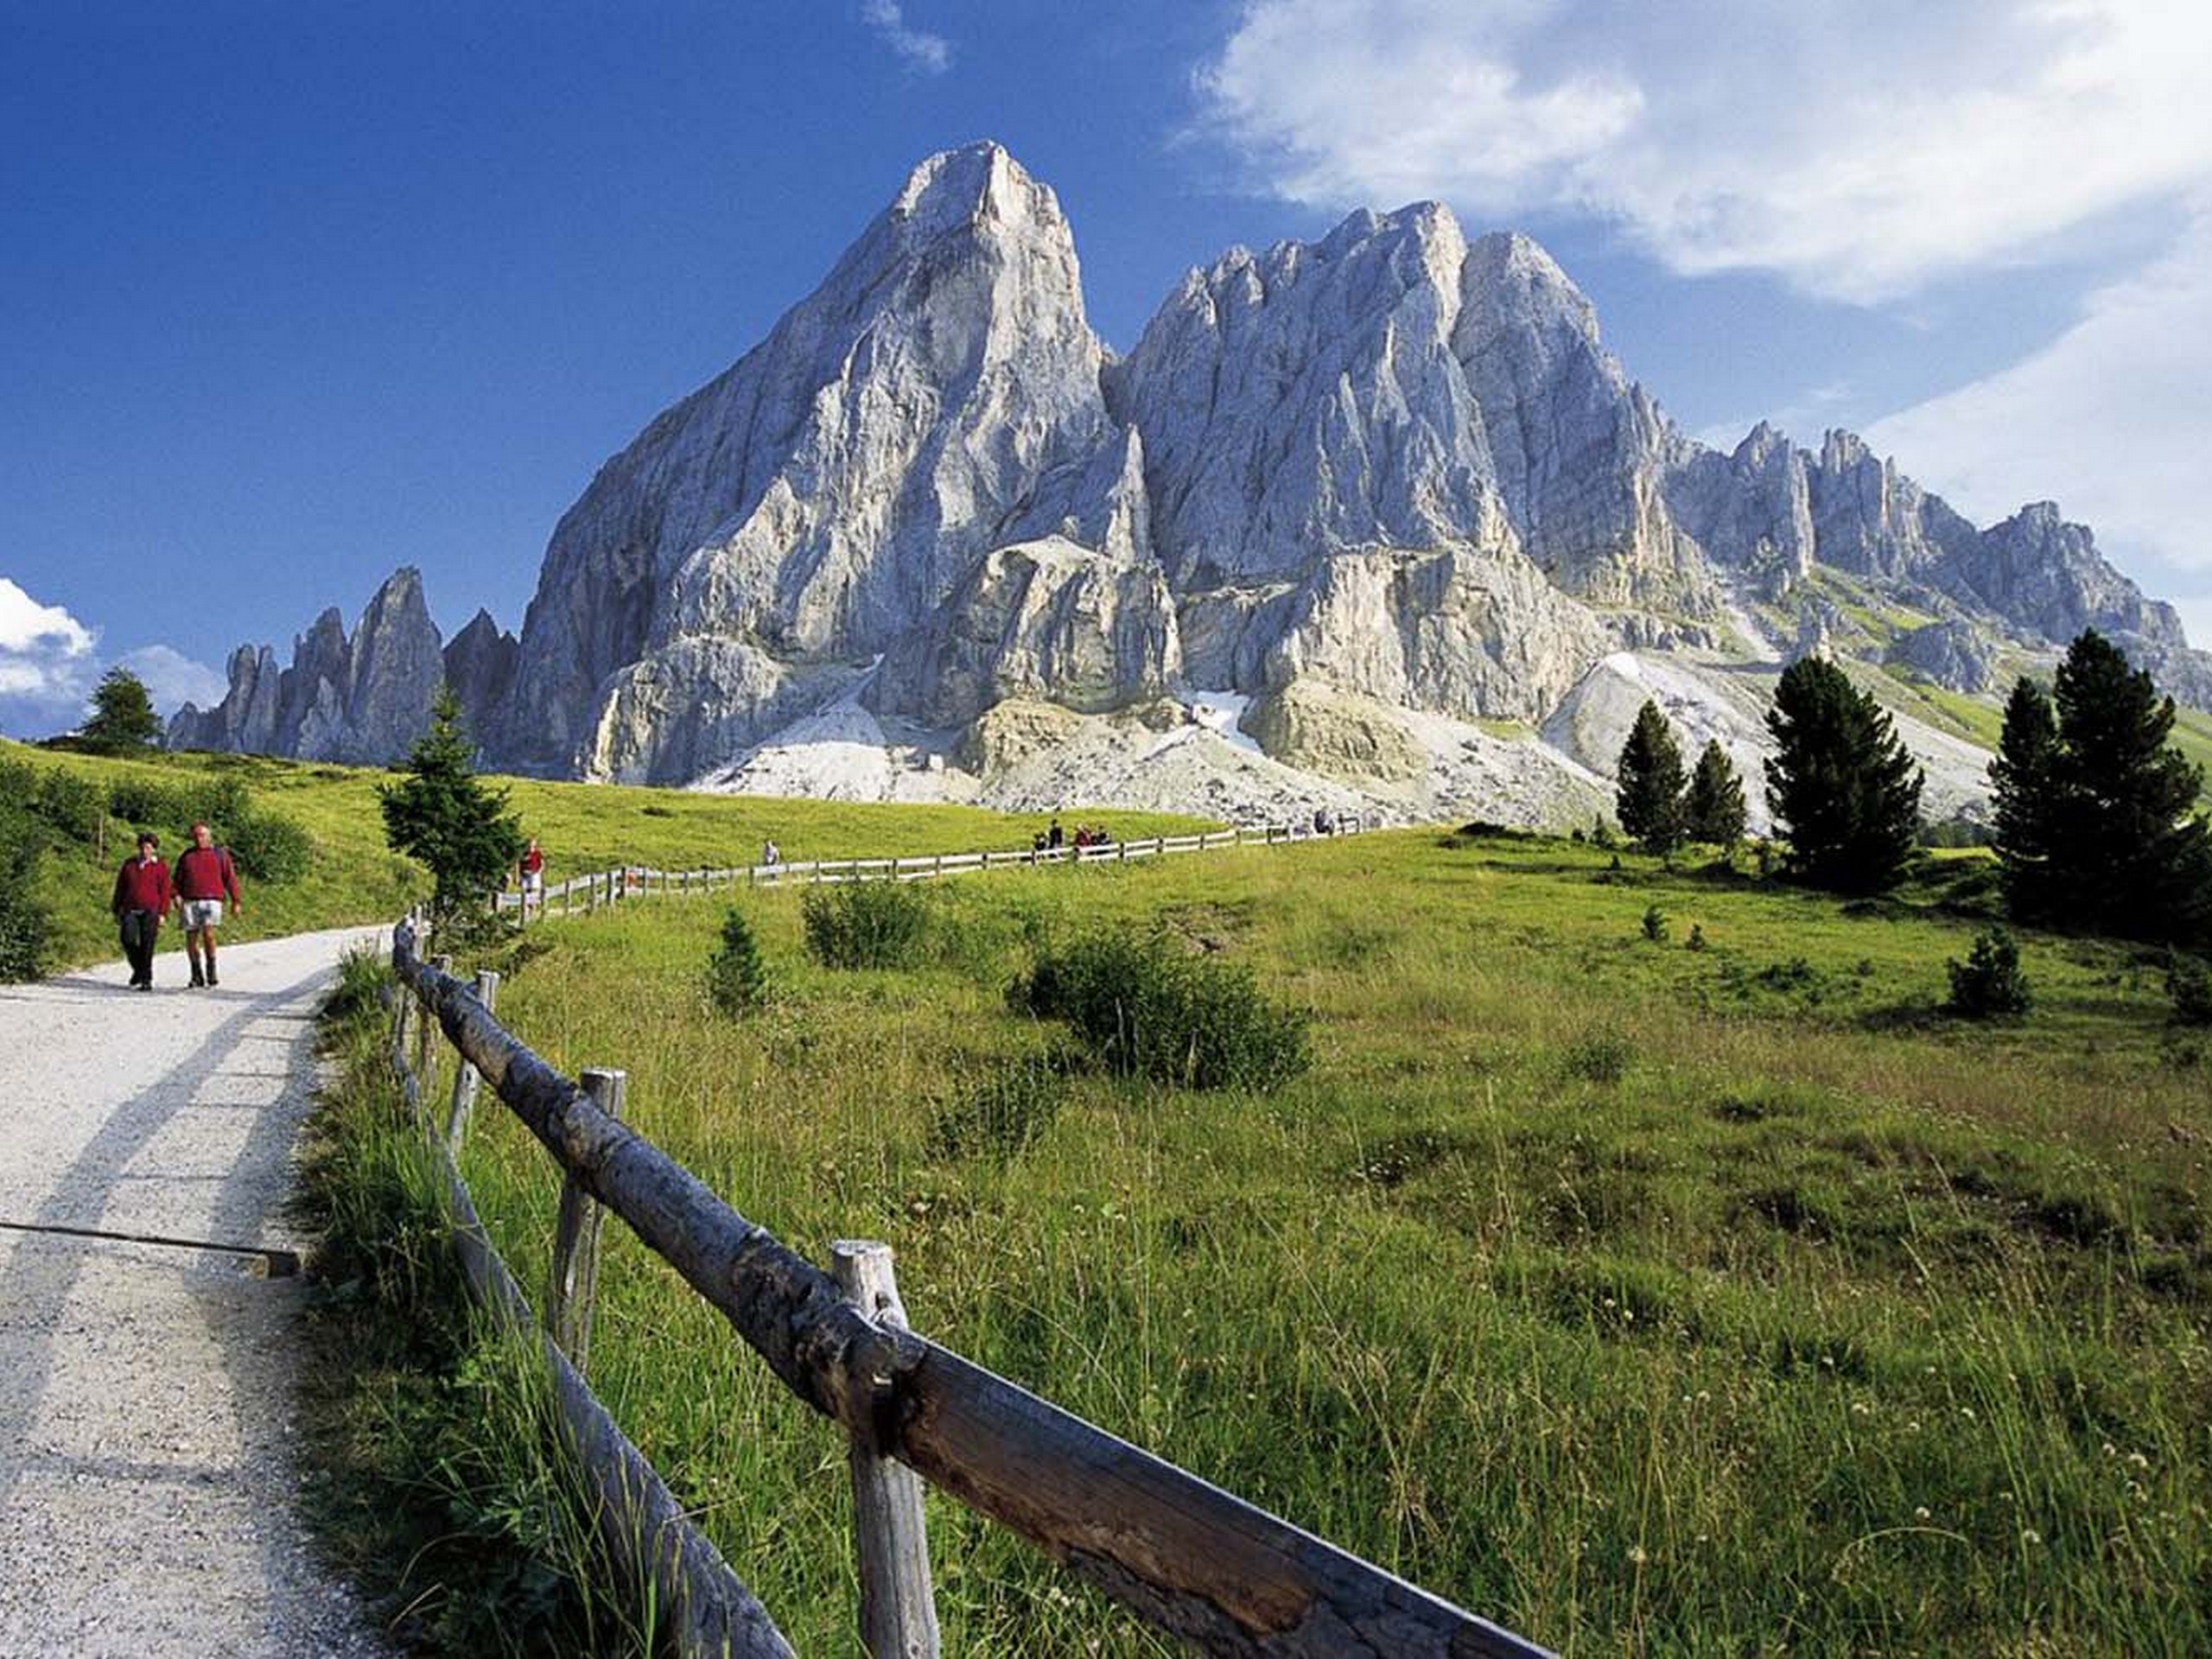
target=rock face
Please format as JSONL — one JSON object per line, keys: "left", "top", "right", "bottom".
{"left": 170, "top": 568, "right": 497, "bottom": 766}
{"left": 178, "top": 142, "right": 2212, "bottom": 827}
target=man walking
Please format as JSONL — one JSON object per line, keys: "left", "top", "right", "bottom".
{"left": 110, "top": 831, "right": 170, "bottom": 991}
{"left": 172, "top": 820, "right": 243, "bottom": 987}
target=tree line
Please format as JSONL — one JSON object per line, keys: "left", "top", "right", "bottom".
{"left": 1614, "top": 630, "right": 2212, "bottom": 944}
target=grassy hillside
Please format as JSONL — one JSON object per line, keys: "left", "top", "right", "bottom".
{"left": 387, "top": 830, "right": 2212, "bottom": 1656}
{"left": 0, "top": 740, "right": 1206, "bottom": 971}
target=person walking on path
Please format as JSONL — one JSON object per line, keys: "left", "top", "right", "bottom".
{"left": 761, "top": 837, "right": 781, "bottom": 868}
{"left": 110, "top": 831, "right": 170, "bottom": 991}
{"left": 518, "top": 836, "right": 545, "bottom": 919}
{"left": 172, "top": 821, "right": 243, "bottom": 988}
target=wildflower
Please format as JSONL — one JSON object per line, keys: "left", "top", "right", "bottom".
{"left": 1958, "top": 1406, "right": 1975, "bottom": 1421}
{"left": 1850, "top": 1402, "right": 1872, "bottom": 1417}
{"left": 2020, "top": 1529, "right": 2043, "bottom": 1546}
{"left": 2128, "top": 1452, "right": 2150, "bottom": 1469}
{"left": 1914, "top": 1507, "right": 1931, "bottom": 1521}
{"left": 1627, "top": 1544, "right": 1649, "bottom": 1565}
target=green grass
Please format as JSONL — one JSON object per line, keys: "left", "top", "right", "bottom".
{"left": 365, "top": 830, "right": 2212, "bottom": 1656}
{"left": 4, "top": 739, "right": 1206, "bottom": 971}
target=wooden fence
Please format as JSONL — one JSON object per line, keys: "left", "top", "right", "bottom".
{"left": 385, "top": 817, "right": 1554, "bottom": 1658}
{"left": 495, "top": 817, "right": 1370, "bottom": 921}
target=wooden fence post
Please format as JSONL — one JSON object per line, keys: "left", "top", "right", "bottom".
{"left": 416, "top": 953, "right": 450, "bottom": 1083}
{"left": 549, "top": 1067, "right": 626, "bottom": 1371}
{"left": 831, "top": 1241, "right": 940, "bottom": 1659}
{"left": 445, "top": 969, "right": 499, "bottom": 1154}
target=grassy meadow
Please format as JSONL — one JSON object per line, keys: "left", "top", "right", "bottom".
{"left": 388, "top": 829, "right": 2212, "bottom": 1656}
{"left": 0, "top": 738, "right": 1204, "bottom": 970}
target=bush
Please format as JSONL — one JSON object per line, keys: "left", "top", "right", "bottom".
{"left": 1641, "top": 904, "right": 1669, "bottom": 944}
{"left": 1562, "top": 1032, "right": 1633, "bottom": 1084}
{"left": 704, "top": 909, "right": 771, "bottom": 1016}
{"left": 227, "top": 810, "right": 314, "bottom": 883}
{"left": 0, "top": 824, "right": 53, "bottom": 982}
{"left": 1009, "top": 931, "right": 1312, "bottom": 1092}
{"left": 31, "top": 768, "right": 102, "bottom": 845}
{"left": 2166, "top": 953, "right": 2212, "bottom": 1027}
{"left": 802, "top": 880, "right": 932, "bottom": 970}
{"left": 1946, "top": 926, "right": 2032, "bottom": 1019}
{"left": 928, "top": 1053, "right": 1068, "bottom": 1161}
{"left": 1687, "top": 924, "right": 1707, "bottom": 952}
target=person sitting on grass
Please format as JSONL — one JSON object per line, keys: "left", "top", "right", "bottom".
{"left": 171, "top": 820, "right": 243, "bottom": 988}
{"left": 111, "top": 830, "right": 170, "bottom": 992}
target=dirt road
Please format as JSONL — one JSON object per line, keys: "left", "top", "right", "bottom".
{"left": 0, "top": 927, "right": 390, "bottom": 1657}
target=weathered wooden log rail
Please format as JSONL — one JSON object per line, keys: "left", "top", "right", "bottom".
{"left": 385, "top": 817, "right": 1554, "bottom": 1658}
{"left": 495, "top": 816, "right": 1370, "bottom": 922}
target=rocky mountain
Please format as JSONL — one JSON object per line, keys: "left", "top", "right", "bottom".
{"left": 174, "top": 143, "right": 2212, "bottom": 829}
{"left": 172, "top": 569, "right": 516, "bottom": 765}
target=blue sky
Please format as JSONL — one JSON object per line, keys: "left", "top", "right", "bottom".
{"left": 3, "top": 0, "right": 2207, "bottom": 734}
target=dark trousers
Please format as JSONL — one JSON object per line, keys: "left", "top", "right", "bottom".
{"left": 119, "top": 912, "right": 159, "bottom": 985}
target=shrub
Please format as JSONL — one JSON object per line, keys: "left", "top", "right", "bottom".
{"left": 1009, "top": 931, "right": 1311, "bottom": 1092}
{"left": 227, "top": 810, "right": 314, "bottom": 883}
{"left": 1686, "top": 923, "right": 1707, "bottom": 952}
{"left": 704, "top": 909, "right": 771, "bottom": 1016}
{"left": 1946, "top": 926, "right": 2032, "bottom": 1019}
{"left": 31, "top": 768, "right": 102, "bottom": 845}
{"left": 802, "top": 879, "right": 932, "bottom": 969}
{"left": 2165, "top": 953, "right": 2212, "bottom": 1027}
{"left": 1640, "top": 904, "right": 1669, "bottom": 944}
{"left": 0, "top": 823, "right": 53, "bottom": 982}
{"left": 928, "top": 1053, "right": 1068, "bottom": 1161}
{"left": 1562, "top": 1032, "right": 1633, "bottom": 1084}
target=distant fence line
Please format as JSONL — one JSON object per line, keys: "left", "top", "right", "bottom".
{"left": 495, "top": 817, "right": 1371, "bottom": 920}
{"left": 385, "top": 816, "right": 1553, "bottom": 1658}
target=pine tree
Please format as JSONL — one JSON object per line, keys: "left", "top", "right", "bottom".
{"left": 1615, "top": 699, "right": 1688, "bottom": 854}
{"left": 1764, "top": 656, "right": 1923, "bottom": 893}
{"left": 2040, "top": 631, "right": 2212, "bottom": 942}
{"left": 705, "top": 908, "right": 771, "bottom": 1016}
{"left": 76, "top": 665, "right": 162, "bottom": 754}
{"left": 378, "top": 686, "right": 526, "bottom": 924}
{"left": 1683, "top": 739, "right": 1747, "bottom": 849}
{"left": 1989, "top": 677, "right": 2063, "bottom": 924}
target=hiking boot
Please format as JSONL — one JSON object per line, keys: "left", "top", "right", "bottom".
{"left": 205, "top": 966, "right": 219, "bottom": 988}
{"left": 188, "top": 965, "right": 205, "bottom": 988}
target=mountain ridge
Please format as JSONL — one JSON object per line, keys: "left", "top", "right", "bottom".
{"left": 171, "top": 141, "right": 2212, "bottom": 829}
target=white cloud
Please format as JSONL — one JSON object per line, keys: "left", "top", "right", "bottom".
{"left": 118, "top": 644, "right": 227, "bottom": 713}
{"left": 1865, "top": 207, "right": 2212, "bottom": 619}
{"left": 0, "top": 577, "right": 226, "bottom": 737}
{"left": 0, "top": 576, "right": 95, "bottom": 702}
{"left": 861, "top": 1, "right": 950, "bottom": 74}
{"left": 1198, "top": 0, "right": 2212, "bottom": 301}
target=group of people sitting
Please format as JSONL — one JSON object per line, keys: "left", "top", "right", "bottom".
{"left": 1030, "top": 817, "right": 1115, "bottom": 857}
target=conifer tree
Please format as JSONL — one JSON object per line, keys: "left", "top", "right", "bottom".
{"left": 1615, "top": 698, "right": 1688, "bottom": 854}
{"left": 1684, "top": 739, "right": 1747, "bottom": 849}
{"left": 76, "top": 665, "right": 162, "bottom": 754}
{"left": 705, "top": 908, "right": 771, "bottom": 1016}
{"left": 1988, "top": 677, "right": 2063, "bottom": 924}
{"left": 1764, "top": 655, "right": 1923, "bottom": 893}
{"left": 378, "top": 686, "right": 526, "bottom": 923}
{"left": 2037, "top": 631, "right": 2212, "bottom": 941}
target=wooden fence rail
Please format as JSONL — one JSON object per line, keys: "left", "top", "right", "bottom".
{"left": 498, "top": 817, "right": 1368, "bottom": 921}
{"left": 384, "top": 815, "right": 1554, "bottom": 1659}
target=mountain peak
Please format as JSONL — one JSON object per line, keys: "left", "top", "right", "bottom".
{"left": 889, "top": 140, "right": 1064, "bottom": 239}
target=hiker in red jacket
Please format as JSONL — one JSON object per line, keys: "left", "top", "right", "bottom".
{"left": 111, "top": 831, "right": 171, "bottom": 991}
{"left": 171, "top": 821, "right": 244, "bottom": 988}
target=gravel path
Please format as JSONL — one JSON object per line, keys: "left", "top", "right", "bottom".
{"left": 0, "top": 926, "right": 391, "bottom": 1658}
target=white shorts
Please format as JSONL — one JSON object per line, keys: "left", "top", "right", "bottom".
{"left": 522, "top": 871, "right": 543, "bottom": 894}
{"left": 181, "top": 899, "right": 224, "bottom": 931}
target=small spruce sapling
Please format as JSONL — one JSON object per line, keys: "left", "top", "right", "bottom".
{"left": 705, "top": 908, "right": 771, "bottom": 1016}
{"left": 1945, "top": 925, "right": 2032, "bottom": 1019}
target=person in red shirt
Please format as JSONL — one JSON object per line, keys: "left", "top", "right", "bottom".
{"left": 518, "top": 836, "right": 545, "bottom": 919}
{"left": 110, "top": 831, "right": 171, "bottom": 991}
{"left": 171, "top": 820, "right": 244, "bottom": 988}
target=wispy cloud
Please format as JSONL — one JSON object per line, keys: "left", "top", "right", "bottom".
{"left": 861, "top": 1, "right": 951, "bottom": 75}
{"left": 1866, "top": 203, "right": 2212, "bottom": 640}
{"left": 1196, "top": 1, "right": 2212, "bottom": 302}
{"left": 118, "top": 643, "right": 227, "bottom": 712}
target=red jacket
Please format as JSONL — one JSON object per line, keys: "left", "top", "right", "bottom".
{"left": 173, "top": 844, "right": 241, "bottom": 904}
{"left": 112, "top": 855, "right": 171, "bottom": 918}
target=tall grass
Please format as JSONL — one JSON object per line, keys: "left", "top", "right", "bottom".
{"left": 331, "top": 834, "right": 2209, "bottom": 1655}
